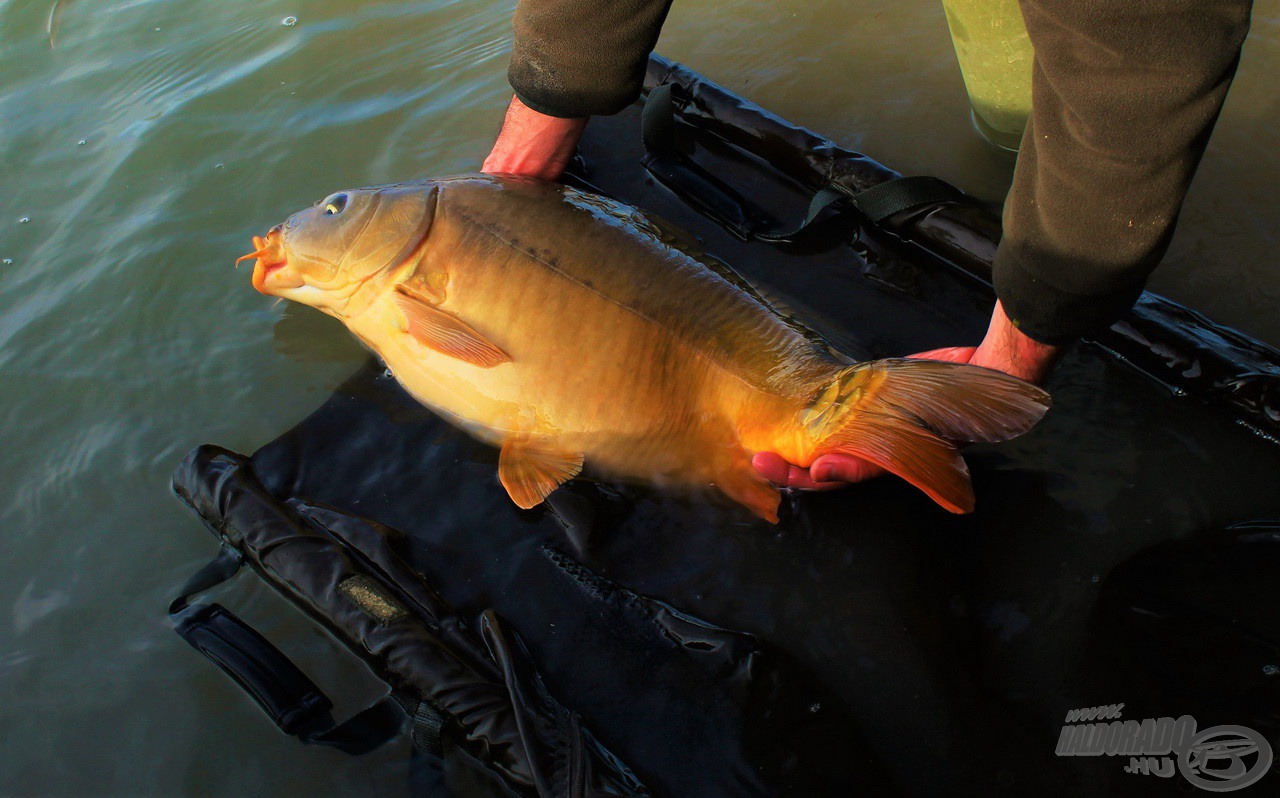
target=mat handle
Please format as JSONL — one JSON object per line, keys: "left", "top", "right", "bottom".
{"left": 641, "top": 83, "right": 969, "bottom": 242}
{"left": 170, "top": 547, "right": 407, "bottom": 755}
{"left": 640, "top": 83, "right": 776, "bottom": 240}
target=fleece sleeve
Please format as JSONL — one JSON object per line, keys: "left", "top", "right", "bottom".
{"left": 508, "top": 0, "right": 676, "bottom": 118}
{"left": 994, "top": 0, "right": 1253, "bottom": 344}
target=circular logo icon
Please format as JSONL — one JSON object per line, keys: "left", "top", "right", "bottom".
{"left": 1178, "top": 725, "right": 1273, "bottom": 792}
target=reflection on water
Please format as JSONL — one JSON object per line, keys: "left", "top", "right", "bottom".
{"left": 0, "top": 0, "right": 1277, "bottom": 795}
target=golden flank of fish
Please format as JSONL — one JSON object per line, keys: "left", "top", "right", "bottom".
{"left": 239, "top": 175, "right": 1050, "bottom": 522}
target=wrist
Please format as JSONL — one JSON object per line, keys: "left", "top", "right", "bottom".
{"left": 482, "top": 95, "right": 588, "bottom": 182}
{"left": 972, "top": 300, "right": 1061, "bottom": 384}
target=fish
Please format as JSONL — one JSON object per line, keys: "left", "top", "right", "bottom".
{"left": 239, "top": 174, "right": 1050, "bottom": 523}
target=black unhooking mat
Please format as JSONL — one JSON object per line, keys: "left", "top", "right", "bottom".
{"left": 171, "top": 56, "right": 1280, "bottom": 797}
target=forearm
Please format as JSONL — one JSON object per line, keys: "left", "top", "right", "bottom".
{"left": 509, "top": 0, "right": 675, "bottom": 118}
{"left": 482, "top": 96, "right": 587, "bottom": 180}
{"left": 995, "top": 0, "right": 1253, "bottom": 344}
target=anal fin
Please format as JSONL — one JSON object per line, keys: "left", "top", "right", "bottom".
{"left": 716, "top": 467, "right": 782, "bottom": 524}
{"left": 393, "top": 288, "right": 509, "bottom": 368}
{"left": 499, "top": 439, "right": 584, "bottom": 510}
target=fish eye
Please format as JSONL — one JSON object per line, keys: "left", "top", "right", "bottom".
{"left": 323, "top": 193, "right": 349, "bottom": 216}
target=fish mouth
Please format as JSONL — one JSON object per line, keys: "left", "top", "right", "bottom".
{"left": 236, "top": 226, "right": 293, "bottom": 295}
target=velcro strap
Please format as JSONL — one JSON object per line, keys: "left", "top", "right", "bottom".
{"left": 412, "top": 700, "right": 446, "bottom": 757}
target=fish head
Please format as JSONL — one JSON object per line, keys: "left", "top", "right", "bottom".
{"left": 239, "top": 183, "right": 438, "bottom": 315}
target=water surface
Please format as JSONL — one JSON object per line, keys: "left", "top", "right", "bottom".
{"left": 1, "top": 1, "right": 1278, "bottom": 795}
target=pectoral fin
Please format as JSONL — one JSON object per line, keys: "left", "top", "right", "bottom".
{"left": 499, "top": 439, "right": 584, "bottom": 509}
{"left": 393, "top": 288, "right": 510, "bottom": 368}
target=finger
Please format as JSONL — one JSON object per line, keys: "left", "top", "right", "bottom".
{"left": 751, "top": 451, "right": 792, "bottom": 484}
{"left": 810, "top": 454, "right": 884, "bottom": 484}
{"left": 785, "top": 462, "right": 846, "bottom": 491}
{"left": 908, "top": 346, "right": 978, "bottom": 363}
{"left": 752, "top": 452, "right": 845, "bottom": 491}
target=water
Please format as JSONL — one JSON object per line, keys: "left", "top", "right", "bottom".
{"left": 1, "top": 0, "right": 1278, "bottom": 795}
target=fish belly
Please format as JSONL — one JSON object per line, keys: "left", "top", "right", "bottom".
{"left": 349, "top": 286, "right": 749, "bottom": 488}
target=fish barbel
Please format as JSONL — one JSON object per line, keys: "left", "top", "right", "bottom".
{"left": 239, "top": 174, "right": 1050, "bottom": 522}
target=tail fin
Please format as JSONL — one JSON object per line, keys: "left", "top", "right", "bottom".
{"left": 808, "top": 359, "right": 1051, "bottom": 513}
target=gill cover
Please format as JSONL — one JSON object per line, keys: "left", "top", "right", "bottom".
{"left": 280, "top": 182, "right": 439, "bottom": 289}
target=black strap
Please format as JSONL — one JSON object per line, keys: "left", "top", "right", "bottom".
{"left": 642, "top": 152, "right": 769, "bottom": 240}
{"left": 640, "top": 83, "right": 772, "bottom": 240}
{"left": 170, "top": 548, "right": 406, "bottom": 756}
{"left": 847, "top": 175, "right": 968, "bottom": 224}
{"left": 641, "top": 82, "right": 679, "bottom": 157}
{"left": 305, "top": 697, "right": 405, "bottom": 755}
{"left": 754, "top": 186, "right": 847, "bottom": 242}
{"left": 640, "top": 82, "right": 969, "bottom": 242}
{"left": 168, "top": 544, "right": 242, "bottom": 615}
{"left": 411, "top": 699, "right": 446, "bottom": 756}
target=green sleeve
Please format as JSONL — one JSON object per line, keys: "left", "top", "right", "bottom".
{"left": 508, "top": 0, "right": 676, "bottom": 118}
{"left": 994, "top": 0, "right": 1253, "bottom": 344}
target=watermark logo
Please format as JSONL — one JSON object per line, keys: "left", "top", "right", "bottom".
{"left": 1056, "top": 704, "right": 1272, "bottom": 792}
{"left": 1180, "top": 726, "right": 1273, "bottom": 793}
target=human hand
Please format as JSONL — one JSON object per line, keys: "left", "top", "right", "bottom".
{"left": 752, "top": 300, "right": 1060, "bottom": 489}
{"left": 481, "top": 95, "right": 588, "bottom": 182}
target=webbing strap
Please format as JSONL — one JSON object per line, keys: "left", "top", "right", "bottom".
{"left": 640, "top": 82, "right": 970, "bottom": 241}
{"left": 641, "top": 82, "right": 679, "bottom": 157}
{"left": 412, "top": 700, "right": 446, "bottom": 756}
{"left": 849, "top": 175, "right": 968, "bottom": 224}
{"left": 168, "top": 544, "right": 242, "bottom": 615}
{"left": 754, "top": 186, "right": 847, "bottom": 242}
{"left": 304, "top": 697, "right": 405, "bottom": 755}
